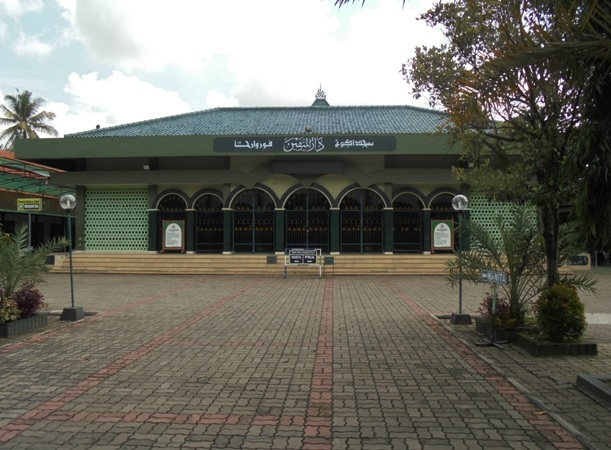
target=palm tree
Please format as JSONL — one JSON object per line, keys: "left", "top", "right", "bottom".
{"left": 0, "top": 89, "right": 58, "bottom": 149}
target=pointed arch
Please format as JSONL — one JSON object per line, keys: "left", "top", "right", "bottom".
{"left": 193, "top": 191, "right": 224, "bottom": 253}
{"left": 338, "top": 188, "right": 384, "bottom": 253}
{"left": 284, "top": 187, "right": 331, "bottom": 252}
{"left": 392, "top": 188, "right": 425, "bottom": 210}
{"left": 154, "top": 190, "right": 188, "bottom": 253}
{"left": 392, "top": 190, "right": 425, "bottom": 253}
{"left": 230, "top": 188, "right": 275, "bottom": 253}
{"left": 426, "top": 188, "right": 460, "bottom": 210}
{"left": 154, "top": 190, "right": 188, "bottom": 210}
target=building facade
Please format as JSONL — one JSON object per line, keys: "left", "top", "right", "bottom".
{"left": 15, "top": 93, "right": 483, "bottom": 256}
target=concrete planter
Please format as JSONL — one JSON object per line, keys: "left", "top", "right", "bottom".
{"left": 474, "top": 317, "right": 516, "bottom": 342}
{"left": 513, "top": 332, "right": 598, "bottom": 357}
{"left": 0, "top": 313, "right": 48, "bottom": 338}
{"left": 576, "top": 374, "right": 611, "bottom": 405}
{"left": 474, "top": 318, "right": 596, "bottom": 356}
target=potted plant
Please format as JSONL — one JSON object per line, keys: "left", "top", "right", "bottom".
{"left": 511, "top": 283, "right": 598, "bottom": 356}
{"left": 0, "top": 223, "right": 70, "bottom": 338}
{"left": 447, "top": 206, "right": 597, "bottom": 329}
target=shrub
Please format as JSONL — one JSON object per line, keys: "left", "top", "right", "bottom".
{"left": 478, "top": 294, "right": 519, "bottom": 328}
{"left": 536, "top": 284, "right": 586, "bottom": 343}
{"left": 446, "top": 206, "right": 597, "bottom": 327}
{"left": 0, "top": 297, "right": 20, "bottom": 324}
{"left": 0, "top": 223, "right": 70, "bottom": 300}
{"left": 13, "top": 285, "right": 46, "bottom": 318}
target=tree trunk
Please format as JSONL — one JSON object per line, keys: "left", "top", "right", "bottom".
{"left": 540, "top": 201, "right": 560, "bottom": 288}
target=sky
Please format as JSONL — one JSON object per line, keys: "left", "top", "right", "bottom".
{"left": 0, "top": 0, "right": 445, "bottom": 137}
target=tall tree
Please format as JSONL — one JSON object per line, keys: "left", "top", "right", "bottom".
{"left": 473, "top": 0, "right": 611, "bottom": 254}
{"left": 0, "top": 89, "right": 58, "bottom": 149}
{"left": 335, "top": 0, "right": 610, "bottom": 263}
{"left": 400, "top": 0, "right": 593, "bottom": 288}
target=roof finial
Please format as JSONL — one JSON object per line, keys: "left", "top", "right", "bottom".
{"left": 315, "top": 83, "right": 326, "bottom": 100}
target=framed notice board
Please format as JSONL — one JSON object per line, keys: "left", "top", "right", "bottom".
{"left": 431, "top": 220, "right": 454, "bottom": 252}
{"left": 162, "top": 220, "right": 185, "bottom": 252}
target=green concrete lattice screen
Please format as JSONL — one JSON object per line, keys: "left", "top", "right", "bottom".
{"left": 469, "top": 190, "right": 536, "bottom": 242}
{"left": 84, "top": 186, "right": 149, "bottom": 251}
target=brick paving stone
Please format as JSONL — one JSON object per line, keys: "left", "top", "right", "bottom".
{"left": 1, "top": 271, "right": 610, "bottom": 448}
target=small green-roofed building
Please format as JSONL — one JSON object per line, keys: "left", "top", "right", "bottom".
{"left": 15, "top": 89, "right": 481, "bottom": 264}
{"left": 0, "top": 150, "right": 75, "bottom": 247}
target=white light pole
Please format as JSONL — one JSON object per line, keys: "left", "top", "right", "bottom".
{"left": 59, "top": 194, "right": 84, "bottom": 321}
{"left": 450, "top": 194, "right": 472, "bottom": 325}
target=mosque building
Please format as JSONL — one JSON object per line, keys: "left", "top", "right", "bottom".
{"left": 13, "top": 88, "right": 507, "bottom": 274}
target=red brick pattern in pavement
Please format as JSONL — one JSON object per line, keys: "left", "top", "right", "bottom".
{"left": 1, "top": 272, "right": 609, "bottom": 449}
{"left": 384, "top": 279, "right": 583, "bottom": 449}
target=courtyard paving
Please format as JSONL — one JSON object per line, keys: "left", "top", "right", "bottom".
{"left": 0, "top": 268, "right": 609, "bottom": 449}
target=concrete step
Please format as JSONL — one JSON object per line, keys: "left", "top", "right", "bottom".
{"left": 49, "top": 252, "right": 454, "bottom": 276}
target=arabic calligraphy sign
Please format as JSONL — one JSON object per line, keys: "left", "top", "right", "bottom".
{"left": 213, "top": 136, "right": 396, "bottom": 153}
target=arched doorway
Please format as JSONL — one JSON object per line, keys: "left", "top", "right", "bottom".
{"left": 194, "top": 194, "right": 223, "bottom": 253}
{"left": 340, "top": 189, "right": 384, "bottom": 253}
{"left": 157, "top": 193, "right": 187, "bottom": 251}
{"left": 232, "top": 189, "right": 275, "bottom": 253}
{"left": 393, "top": 193, "right": 424, "bottom": 253}
{"left": 285, "top": 189, "right": 330, "bottom": 252}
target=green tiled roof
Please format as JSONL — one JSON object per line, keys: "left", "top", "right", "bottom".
{"left": 0, "top": 156, "right": 74, "bottom": 198}
{"left": 66, "top": 105, "right": 448, "bottom": 138}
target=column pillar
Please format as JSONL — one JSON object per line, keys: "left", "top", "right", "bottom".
{"left": 275, "top": 208, "right": 285, "bottom": 254}
{"left": 223, "top": 208, "right": 233, "bottom": 254}
{"left": 423, "top": 208, "right": 432, "bottom": 254}
{"left": 186, "top": 209, "right": 196, "bottom": 253}
{"left": 330, "top": 208, "right": 340, "bottom": 254}
{"left": 383, "top": 207, "right": 393, "bottom": 254}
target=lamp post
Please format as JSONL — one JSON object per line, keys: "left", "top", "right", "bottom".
{"left": 59, "top": 194, "right": 84, "bottom": 321}
{"left": 450, "top": 194, "right": 472, "bottom": 325}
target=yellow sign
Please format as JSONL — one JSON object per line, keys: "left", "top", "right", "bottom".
{"left": 17, "top": 198, "right": 43, "bottom": 211}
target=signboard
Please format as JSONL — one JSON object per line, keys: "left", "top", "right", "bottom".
{"left": 431, "top": 220, "right": 454, "bottom": 251}
{"left": 567, "top": 254, "right": 589, "bottom": 266}
{"left": 162, "top": 220, "right": 185, "bottom": 252}
{"left": 214, "top": 136, "right": 396, "bottom": 153}
{"left": 17, "top": 198, "right": 42, "bottom": 211}
{"left": 284, "top": 248, "right": 323, "bottom": 277}
{"left": 481, "top": 270, "right": 509, "bottom": 285}
{"left": 288, "top": 248, "right": 319, "bottom": 264}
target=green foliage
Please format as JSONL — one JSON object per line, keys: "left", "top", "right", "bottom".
{"left": 469, "top": 0, "right": 611, "bottom": 248}
{"left": 403, "top": 0, "right": 599, "bottom": 287}
{"left": 447, "top": 206, "right": 596, "bottom": 324}
{"left": 478, "top": 294, "right": 517, "bottom": 329}
{"left": 0, "top": 89, "right": 58, "bottom": 149}
{"left": 13, "top": 284, "right": 46, "bottom": 318}
{"left": 0, "top": 297, "right": 20, "bottom": 324}
{"left": 536, "top": 284, "right": 586, "bottom": 343}
{"left": 0, "top": 223, "right": 70, "bottom": 302}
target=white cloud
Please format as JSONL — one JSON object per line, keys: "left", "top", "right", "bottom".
{"left": 0, "top": 0, "right": 43, "bottom": 18}
{"left": 51, "top": 71, "right": 191, "bottom": 134}
{"left": 225, "top": 0, "right": 443, "bottom": 107}
{"left": 46, "top": 100, "right": 107, "bottom": 136}
{"left": 14, "top": 31, "right": 54, "bottom": 57}
{"left": 20, "top": 0, "right": 447, "bottom": 137}
{"left": 206, "top": 90, "right": 238, "bottom": 109}
{"left": 65, "top": 0, "right": 339, "bottom": 73}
